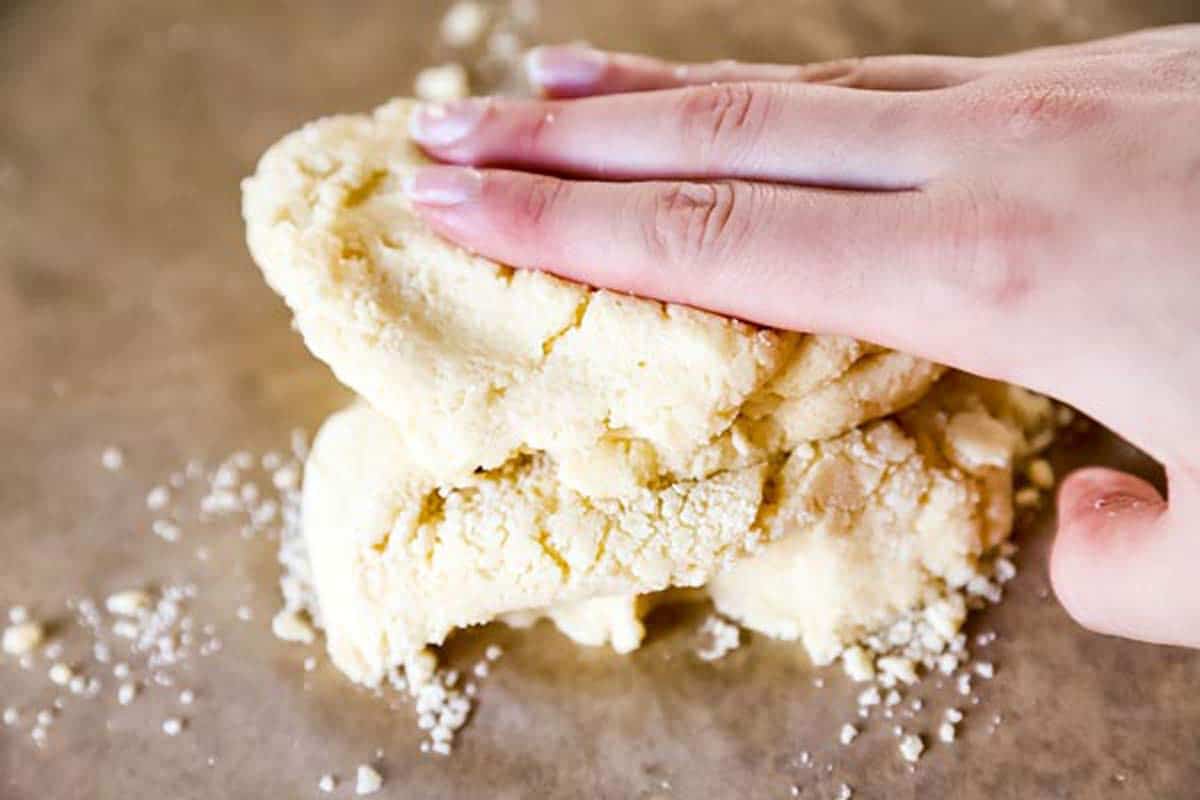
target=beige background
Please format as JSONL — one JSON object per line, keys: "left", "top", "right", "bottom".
{"left": 2, "top": 1, "right": 1199, "bottom": 798}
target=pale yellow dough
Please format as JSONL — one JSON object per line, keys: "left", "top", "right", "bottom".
{"left": 242, "top": 99, "right": 943, "bottom": 502}
{"left": 244, "top": 99, "right": 1051, "bottom": 686}
{"left": 302, "top": 375, "right": 1049, "bottom": 684}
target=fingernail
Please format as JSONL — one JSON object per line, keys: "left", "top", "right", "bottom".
{"left": 1091, "top": 492, "right": 1153, "bottom": 518}
{"left": 525, "top": 45, "right": 607, "bottom": 89}
{"left": 408, "top": 99, "right": 487, "bottom": 146}
{"left": 402, "top": 166, "right": 483, "bottom": 206}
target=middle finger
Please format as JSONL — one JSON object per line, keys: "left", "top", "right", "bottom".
{"left": 408, "top": 82, "right": 957, "bottom": 190}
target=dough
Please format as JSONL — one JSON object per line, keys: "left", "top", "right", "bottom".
{"left": 303, "top": 401, "right": 770, "bottom": 685}
{"left": 301, "top": 376, "right": 1050, "bottom": 684}
{"left": 243, "top": 99, "right": 1049, "bottom": 686}
{"left": 708, "top": 373, "right": 1053, "bottom": 664}
{"left": 242, "top": 99, "right": 943, "bottom": 503}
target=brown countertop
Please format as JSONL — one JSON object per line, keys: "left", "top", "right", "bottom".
{"left": 2, "top": 1, "right": 1198, "bottom": 797}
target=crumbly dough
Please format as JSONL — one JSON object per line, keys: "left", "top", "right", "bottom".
{"left": 302, "top": 375, "right": 1050, "bottom": 683}
{"left": 244, "top": 98, "right": 1050, "bottom": 686}
{"left": 303, "top": 401, "right": 770, "bottom": 684}
{"left": 708, "top": 373, "right": 1052, "bottom": 664}
{"left": 242, "top": 99, "right": 943, "bottom": 503}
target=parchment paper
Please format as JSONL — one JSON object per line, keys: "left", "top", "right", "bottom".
{"left": 2, "top": 1, "right": 1199, "bottom": 797}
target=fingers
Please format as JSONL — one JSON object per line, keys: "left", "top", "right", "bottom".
{"left": 408, "top": 82, "right": 954, "bottom": 190}
{"left": 525, "top": 45, "right": 990, "bottom": 96}
{"left": 401, "top": 166, "right": 972, "bottom": 350}
{"left": 1051, "top": 467, "right": 1200, "bottom": 648}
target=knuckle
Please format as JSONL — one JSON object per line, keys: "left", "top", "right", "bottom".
{"left": 798, "top": 57, "right": 865, "bottom": 85}
{"left": 936, "top": 181, "right": 1043, "bottom": 310}
{"left": 639, "top": 182, "right": 747, "bottom": 266}
{"left": 982, "top": 80, "right": 1109, "bottom": 139}
{"left": 517, "top": 104, "right": 556, "bottom": 159}
{"left": 516, "top": 175, "right": 568, "bottom": 230}
{"left": 676, "top": 83, "right": 771, "bottom": 164}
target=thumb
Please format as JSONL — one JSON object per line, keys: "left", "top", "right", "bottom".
{"left": 1050, "top": 466, "right": 1200, "bottom": 647}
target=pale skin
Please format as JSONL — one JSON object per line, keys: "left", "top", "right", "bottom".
{"left": 402, "top": 26, "right": 1200, "bottom": 649}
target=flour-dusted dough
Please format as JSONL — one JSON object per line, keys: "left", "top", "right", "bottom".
{"left": 243, "top": 99, "right": 1050, "bottom": 688}
{"left": 302, "top": 376, "right": 1050, "bottom": 684}
{"left": 242, "top": 99, "right": 943, "bottom": 502}
{"left": 708, "top": 373, "right": 1053, "bottom": 664}
{"left": 303, "top": 402, "right": 768, "bottom": 685}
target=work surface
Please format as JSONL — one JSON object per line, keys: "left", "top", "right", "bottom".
{"left": 3, "top": 1, "right": 1199, "bottom": 798}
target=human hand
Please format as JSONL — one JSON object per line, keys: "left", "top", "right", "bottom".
{"left": 401, "top": 26, "right": 1200, "bottom": 649}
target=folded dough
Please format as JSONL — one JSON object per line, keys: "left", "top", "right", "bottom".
{"left": 243, "top": 99, "right": 1051, "bottom": 686}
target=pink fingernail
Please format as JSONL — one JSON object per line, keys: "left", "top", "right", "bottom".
{"left": 408, "top": 99, "right": 487, "bottom": 146}
{"left": 524, "top": 45, "right": 608, "bottom": 89}
{"left": 402, "top": 166, "right": 483, "bottom": 206}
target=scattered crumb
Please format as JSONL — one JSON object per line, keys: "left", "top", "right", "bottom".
{"left": 842, "top": 645, "right": 875, "bottom": 682}
{"left": 695, "top": 615, "right": 741, "bottom": 661}
{"left": 356, "top": 764, "right": 383, "bottom": 796}
{"left": 899, "top": 733, "right": 924, "bottom": 763}
{"left": 146, "top": 486, "right": 170, "bottom": 511}
{"left": 836, "top": 784, "right": 854, "bottom": 800}
{"left": 319, "top": 774, "right": 337, "bottom": 793}
{"left": 877, "top": 656, "right": 918, "bottom": 686}
{"left": 271, "top": 610, "right": 315, "bottom": 644}
{"left": 1026, "top": 459, "right": 1055, "bottom": 490}
{"left": 839, "top": 724, "right": 858, "bottom": 746}
{"left": 117, "top": 683, "right": 137, "bottom": 705}
{"left": 162, "top": 717, "right": 183, "bottom": 736}
{"left": 2, "top": 621, "right": 44, "bottom": 656}
{"left": 101, "top": 447, "right": 125, "bottom": 471}
{"left": 415, "top": 63, "right": 470, "bottom": 102}
{"left": 441, "top": 1, "right": 489, "bottom": 47}
{"left": 48, "top": 663, "right": 73, "bottom": 686}
{"left": 1015, "top": 486, "right": 1041, "bottom": 508}
{"left": 939, "top": 721, "right": 957, "bottom": 743}
{"left": 106, "top": 590, "right": 152, "bottom": 617}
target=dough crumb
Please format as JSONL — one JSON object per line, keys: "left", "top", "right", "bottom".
{"left": 101, "top": 446, "right": 125, "bottom": 471}
{"left": 271, "top": 610, "right": 315, "bottom": 644}
{"left": 356, "top": 764, "right": 383, "bottom": 795}
{"left": 106, "top": 590, "right": 152, "bottom": 617}
{"left": 898, "top": 733, "right": 924, "bottom": 763}
{"left": 1026, "top": 458, "right": 1055, "bottom": 490}
{"left": 415, "top": 63, "right": 470, "bottom": 101}
{"left": 441, "top": 1, "right": 489, "bottom": 47}
{"left": 695, "top": 615, "right": 741, "bottom": 662}
{"left": 2, "top": 622, "right": 44, "bottom": 656}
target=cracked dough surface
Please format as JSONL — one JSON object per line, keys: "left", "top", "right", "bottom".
{"left": 303, "top": 375, "right": 1050, "bottom": 684}
{"left": 242, "top": 99, "right": 943, "bottom": 501}
{"left": 243, "top": 99, "right": 1051, "bottom": 686}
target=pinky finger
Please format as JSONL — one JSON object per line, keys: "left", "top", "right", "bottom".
{"left": 525, "top": 45, "right": 991, "bottom": 98}
{"left": 525, "top": 46, "right": 806, "bottom": 98}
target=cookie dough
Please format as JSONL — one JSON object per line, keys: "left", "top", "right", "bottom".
{"left": 708, "top": 373, "right": 1053, "bottom": 664}
{"left": 302, "top": 375, "right": 1049, "bottom": 683}
{"left": 244, "top": 99, "right": 1049, "bottom": 687}
{"left": 303, "top": 401, "right": 770, "bottom": 684}
{"left": 242, "top": 99, "right": 943, "bottom": 503}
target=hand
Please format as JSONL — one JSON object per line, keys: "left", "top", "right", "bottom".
{"left": 402, "top": 27, "right": 1200, "bottom": 649}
